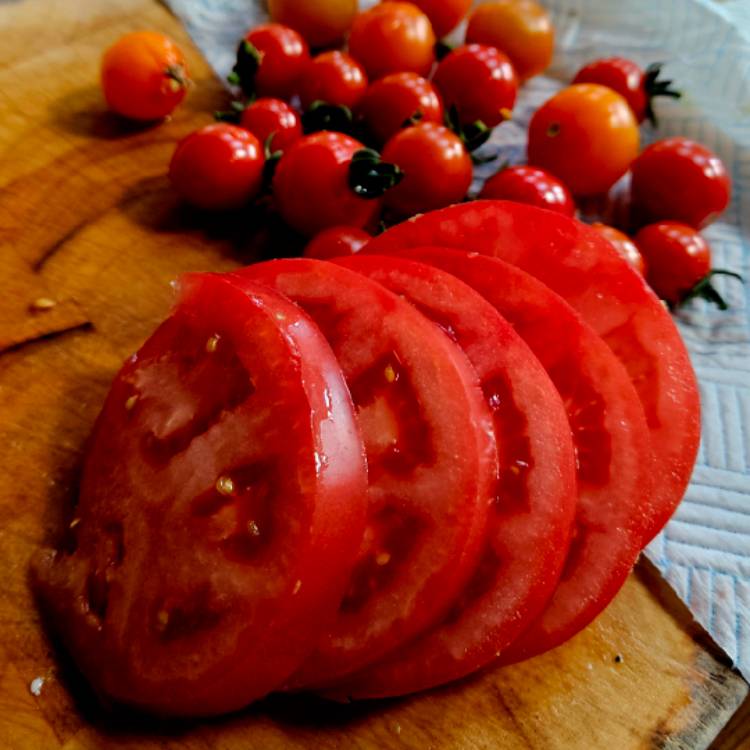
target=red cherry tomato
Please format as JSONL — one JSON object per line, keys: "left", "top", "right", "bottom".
{"left": 298, "top": 51, "right": 368, "bottom": 111}
{"left": 304, "top": 226, "right": 371, "bottom": 260}
{"left": 358, "top": 72, "right": 444, "bottom": 146}
{"left": 634, "top": 222, "right": 711, "bottom": 304}
{"left": 382, "top": 123, "right": 473, "bottom": 216}
{"left": 630, "top": 138, "right": 731, "bottom": 229}
{"left": 240, "top": 98, "right": 302, "bottom": 154}
{"left": 236, "top": 24, "right": 310, "bottom": 99}
{"left": 349, "top": 3, "right": 436, "bottom": 81}
{"left": 433, "top": 44, "right": 517, "bottom": 127}
{"left": 591, "top": 223, "right": 646, "bottom": 275}
{"left": 528, "top": 84, "right": 640, "bottom": 196}
{"left": 480, "top": 166, "right": 575, "bottom": 217}
{"left": 101, "top": 31, "right": 190, "bottom": 121}
{"left": 466, "top": 0, "right": 554, "bottom": 81}
{"left": 405, "top": 0, "right": 472, "bottom": 36}
{"left": 169, "top": 124, "right": 265, "bottom": 211}
{"left": 273, "top": 132, "right": 382, "bottom": 236}
{"left": 268, "top": 0, "right": 357, "bottom": 48}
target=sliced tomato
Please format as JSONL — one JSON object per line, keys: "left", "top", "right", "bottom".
{"left": 32, "top": 274, "right": 368, "bottom": 717}
{"left": 366, "top": 200, "right": 700, "bottom": 541}
{"left": 324, "top": 254, "right": 576, "bottom": 697}
{"left": 238, "top": 259, "right": 497, "bottom": 685}
{"left": 363, "top": 248, "right": 655, "bottom": 663}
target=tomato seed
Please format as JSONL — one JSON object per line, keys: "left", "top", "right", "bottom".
{"left": 216, "top": 476, "right": 235, "bottom": 496}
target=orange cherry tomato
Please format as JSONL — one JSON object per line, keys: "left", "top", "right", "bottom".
{"left": 528, "top": 84, "right": 640, "bottom": 197}
{"left": 268, "top": 0, "right": 357, "bottom": 48}
{"left": 403, "top": 0, "right": 472, "bottom": 37}
{"left": 101, "top": 31, "right": 190, "bottom": 121}
{"left": 466, "top": 0, "right": 554, "bottom": 81}
{"left": 591, "top": 223, "right": 646, "bottom": 275}
{"left": 349, "top": 3, "right": 436, "bottom": 81}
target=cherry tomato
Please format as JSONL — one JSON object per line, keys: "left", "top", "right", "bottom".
{"left": 298, "top": 51, "right": 368, "bottom": 112}
{"left": 101, "top": 31, "right": 190, "bottom": 121}
{"left": 273, "top": 132, "right": 383, "bottom": 236}
{"left": 433, "top": 44, "right": 517, "bottom": 127}
{"left": 573, "top": 58, "right": 680, "bottom": 125}
{"left": 634, "top": 222, "right": 712, "bottom": 304}
{"left": 382, "top": 123, "right": 473, "bottom": 216}
{"left": 466, "top": 0, "right": 554, "bottom": 81}
{"left": 234, "top": 24, "right": 310, "bottom": 100}
{"left": 349, "top": 3, "right": 436, "bottom": 81}
{"left": 240, "top": 98, "right": 302, "bottom": 153}
{"left": 405, "top": 0, "right": 472, "bottom": 37}
{"left": 630, "top": 138, "right": 731, "bottom": 229}
{"left": 358, "top": 73, "right": 444, "bottom": 146}
{"left": 169, "top": 124, "right": 265, "bottom": 211}
{"left": 304, "top": 226, "right": 371, "bottom": 260}
{"left": 480, "top": 166, "right": 575, "bottom": 217}
{"left": 591, "top": 223, "right": 646, "bottom": 275}
{"left": 528, "top": 84, "right": 640, "bottom": 197}
{"left": 268, "top": 0, "right": 357, "bottom": 48}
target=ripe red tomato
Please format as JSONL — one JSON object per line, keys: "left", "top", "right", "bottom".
{"left": 480, "top": 165, "right": 575, "bottom": 216}
{"left": 272, "top": 132, "right": 383, "bottom": 236}
{"left": 591, "top": 223, "right": 646, "bottom": 275}
{"left": 405, "top": 0, "right": 472, "bottom": 36}
{"left": 304, "top": 226, "right": 371, "bottom": 260}
{"left": 630, "top": 138, "right": 731, "bottom": 228}
{"left": 298, "top": 51, "right": 368, "bottom": 111}
{"left": 528, "top": 84, "right": 640, "bottom": 196}
{"left": 382, "top": 123, "right": 473, "bottom": 216}
{"left": 466, "top": 0, "right": 554, "bottom": 81}
{"left": 268, "top": 0, "right": 357, "bottom": 48}
{"left": 241, "top": 259, "right": 496, "bottom": 685}
{"left": 573, "top": 58, "right": 681, "bottom": 125}
{"left": 233, "top": 24, "right": 310, "bottom": 99}
{"left": 358, "top": 72, "right": 444, "bottom": 146}
{"left": 433, "top": 44, "right": 517, "bottom": 127}
{"left": 169, "top": 124, "right": 265, "bottom": 210}
{"left": 101, "top": 31, "right": 189, "bottom": 121}
{"left": 33, "top": 273, "right": 368, "bottom": 716}
{"left": 240, "top": 98, "right": 302, "bottom": 153}
{"left": 348, "top": 3, "right": 436, "bottom": 81}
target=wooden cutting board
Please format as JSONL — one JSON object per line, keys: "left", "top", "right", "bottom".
{"left": 1, "top": 1, "right": 748, "bottom": 747}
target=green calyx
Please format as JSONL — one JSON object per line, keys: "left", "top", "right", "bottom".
{"left": 228, "top": 39, "right": 262, "bottom": 96}
{"left": 214, "top": 100, "right": 246, "bottom": 123}
{"left": 446, "top": 104, "right": 493, "bottom": 154}
{"left": 644, "top": 63, "right": 682, "bottom": 127}
{"left": 349, "top": 148, "right": 404, "bottom": 199}
{"left": 678, "top": 269, "right": 744, "bottom": 311}
{"left": 302, "top": 101, "right": 354, "bottom": 135}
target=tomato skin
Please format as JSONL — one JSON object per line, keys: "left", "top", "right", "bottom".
{"left": 240, "top": 98, "right": 302, "bottom": 153}
{"left": 101, "top": 31, "right": 189, "bottom": 121}
{"left": 433, "top": 44, "right": 518, "bottom": 127}
{"left": 403, "top": 0, "right": 472, "bottom": 36}
{"left": 242, "top": 24, "right": 310, "bottom": 100}
{"left": 349, "top": 3, "right": 436, "bottom": 81}
{"left": 466, "top": 0, "right": 554, "bottom": 81}
{"left": 169, "top": 124, "right": 265, "bottom": 210}
{"left": 358, "top": 73, "right": 444, "bottom": 146}
{"left": 634, "top": 222, "right": 711, "bottom": 304}
{"left": 591, "top": 223, "right": 646, "bottom": 275}
{"left": 480, "top": 166, "right": 575, "bottom": 217}
{"left": 268, "top": 0, "right": 357, "bottom": 48}
{"left": 573, "top": 58, "right": 647, "bottom": 122}
{"left": 298, "top": 51, "right": 368, "bottom": 111}
{"left": 304, "top": 226, "right": 371, "bottom": 260}
{"left": 630, "top": 138, "right": 731, "bottom": 229}
{"left": 273, "top": 132, "right": 381, "bottom": 237}
{"left": 528, "top": 84, "right": 640, "bottom": 197}
{"left": 382, "top": 123, "right": 473, "bottom": 216}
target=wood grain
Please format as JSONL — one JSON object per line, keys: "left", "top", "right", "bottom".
{"left": 0, "top": 1, "right": 747, "bottom": 748}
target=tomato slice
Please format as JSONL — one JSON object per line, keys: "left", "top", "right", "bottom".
{"left": 238, "top": 259, "right": 497, "bottom": 685}
{"left": 367, "top": 200, "right": 701, "bottom": 541}
{"left": 367, "top": 248, "right": 656, "bottom": 663}
{"left": 32, "top": 273, "right": 368, "bottom": 717}
{"left": 324, "top": 254, "right": 577, "bottom": 697}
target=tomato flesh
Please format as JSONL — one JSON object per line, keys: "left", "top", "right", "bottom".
{"left": 239, "top": 259, "right": 497, "bottom": 685}
{"left": 324, "top": 254, "right": 577, "bottom": 696}
{"left": 32, "top": 274, "right": 368, "bottom": 716}
{"left": 366, "top": 200, "right": 701, "bottom": 542}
